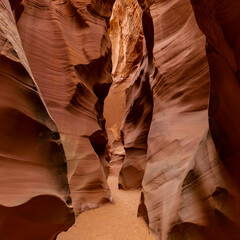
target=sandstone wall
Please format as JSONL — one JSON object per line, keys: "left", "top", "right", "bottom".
{"left": 105, "top": 0, "right": 145, "bottom": 176}
{"left": 14, "top": 0, "right": 115, "bottom": 216}
{"left": 0, "top": 1, "right": 74, "bottom": 239}
{"left": 116, "top": 0, "right": 240, "bottom": 239}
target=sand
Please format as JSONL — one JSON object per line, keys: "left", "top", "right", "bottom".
{"left": 57, "top": 176, "right": 156, "bottom": 240}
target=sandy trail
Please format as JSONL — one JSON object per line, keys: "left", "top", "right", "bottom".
{"left": 58, "top": 176, "right": 156, "bottom": 240}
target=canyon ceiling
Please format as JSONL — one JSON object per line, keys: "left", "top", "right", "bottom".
{"left": 0, "top": 0, "right": 240, "bottom": 239}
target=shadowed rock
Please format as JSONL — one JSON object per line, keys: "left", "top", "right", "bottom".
{"left": 119, "top": 54, "right": 153, "bottom": 190}
{"left": 14, "top": 0, "right": 115, "bottom": 215}
{"left": 133, "top": 0, "right": 240, "bottom": 239}
{"left": 0, "top": 1, "right": 74, "bottom": 239}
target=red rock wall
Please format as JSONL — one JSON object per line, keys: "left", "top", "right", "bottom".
{"left": 109, "top": 0, "right": 144, "bottom": 82}
{"left": 118, "top": 0, "right": 240, "bottom": 239}
{"left": 191, "top": 0, "right": 240, "bottom": 187}
{"left": 14, "top": 0, "right": 115, "bottom": 215}
{"left": 105, "top": 0, "right": 145, "bottom": 177}
{"left": 137, "top": 0, "right": 210, "bottom": 238}
{"left": 118, "top": 2, "right": 154, "bottom": 191}
{"left": 2, "top": 0, "right": 240, "bottom": 239}
{"left": 0, "top": 1, "right": 74, "bottom": 239}
{"left": 106, "top": 0, "right": 153, "bottom": 188}
{"left": 119, "top": 53, "right": 154, "bottom": 190}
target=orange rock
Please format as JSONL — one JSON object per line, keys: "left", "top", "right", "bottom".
{"left": 15, "top": 0, "right": 115, "bottom": 216}
{"left": 124, "top": 0, "right": 240, "bottom": 239}
{"left": 0, "top": 1, "right": 74, "bottom": 239}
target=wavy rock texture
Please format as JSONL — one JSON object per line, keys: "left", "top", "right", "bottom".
{"left": 0, "top": 1, "right": 74, "bottom": 239}
{"left": 119, "top": 54, "right": 153, "bottom": 190}
{"left": 104, "top": 83, "right": 126, "bottom": 176}
{"left": 191, "top": 0, "right": 240, "bottom": 188}
{"left": 132, "top": 0, "right": 240, "bottom": 239}
{"left": 105, "top": 0, "right": 144, "bottom": 177}
{"left": 14, "top": 0, "right": 115, "bottom": 216}
{"left": 118, "top": 2, "right": 155, "bottom": 190}
{"left": 109, "top": 0, "right": 144, "bottom": 82}
{"left": 137, "top": 0, "right": 210, "bottom": 237}
{"left": 167, "top": 129, "right": 240, "bottom": 240}
{"left": 105, "top": 0, "right": 153, "bottom": 188}
{"left": 107, "top": 126, "right": 125, "bottom": 176}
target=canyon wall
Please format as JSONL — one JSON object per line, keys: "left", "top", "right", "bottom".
{"left": 0, "top": 1, "right": 74, "bottom": 239}
{"left": 137, "top": 0, "right": 211, "bottom": 239}
{"left": 105, "top": 0, "right": 153, "bottom": 188}
{"left": 1, "top": 0, "right": 240, "bottom": 239}
{"left": 117, "top": 4, "right": 155, "bottom": 189}
{"left": 116, "top": 0, "right": 240, "bottom": 239}
{"left": 119, "top": 54, "right": 153, "bottom": 190}
{"left": 191, "top": 0, "right": 240, "bottom": 188}
{"left": 14, "top": 0, "right": 115, "bottom": 216}
{"left": 105, "top": 0, "right": 145, "bottom": 176}
{"left": 0, "top": 0, "right": 117, "bottom": 238}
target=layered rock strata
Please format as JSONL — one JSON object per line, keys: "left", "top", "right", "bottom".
{"left": 0, "top": 1, "right": 74, "bottom": 239}
{"left": 133, "top": 0, "right": 240, "bottom": 239}
{"left": 119, "top": 54, "right": 153, "bottom": 190}
{"left": 14, "top": 0, "right": 115, "bottom": 215}
{"left": 107, "top": 127, "right": 125, "bottom": 176}
{"left": 105, "top": 0, "right": 144, "bottom": 163}
{"left": 191, "top": 0, "right": 240, "bottom": 188}
{"left": 106, "top": 0, "right": 151, "bottom": 188}
{"left": 109, "top": 0, "right": 144, "bottom": 83}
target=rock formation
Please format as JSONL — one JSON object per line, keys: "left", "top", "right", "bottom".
{"left": 13, "top": 0, "right": 115, "bottom": 216}
{"left": 191, "top": 0, "right": 240, "bottom": 188}
{"left": 105, "top": 0, "right": 152, "bottom": 188}
{"left": 105, "top": 0, "right": 145, "bottom": 177}
{"left": 109, "top": 0, "right": 144, "bottom": 83}
{"left": 0, "top": 1, "right": 74, "bottom": 239}
{"left": 111, "top": 0, "right": 240, "bottom": 239}
{"left": 107, "top": 126, "right": 125, "bottom": 176}
{"left": 136, "top": 0, "right": 211, "bottom": 238}
{"left": 1, "top": 0, "right": 240, "bottom": 239}
{"left": 119, "top": 54, "right": 153, "bottom": 190}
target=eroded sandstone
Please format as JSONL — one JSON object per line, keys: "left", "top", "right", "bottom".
{"left": 106, "top": 0, "right": 153, "bottom": 189}
{"left": 114, "top": 0, "right": 240, "bottom": 239}
{"left": 1, "top": 0, "right": 240, "bottom": 239}
{"left": 0, "top": 1, "right": 74, "bottom": 239}
{"left": 119, "top": 54, "right": 153, "bottom": 190}
{"left": 14, "top": 0, "right": 115, "bottom": 216}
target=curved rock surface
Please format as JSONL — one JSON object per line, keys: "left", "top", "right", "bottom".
{"left": 119, "top": 54, "right": 153, "bottom": 190}
{"left": 105, "top": 0, "right": 144, "bottom": 172}
{"left": 105, "top": 0, "right": 152, "bottom": 189}
{"left": 107, "top": 126, "right": 125, "bottom": 176}
{"left": 0, "top": 1, "right": 74, "bottom": 239}
{"left": 2, "top": 0, "right": 240, "bottom": 239}
{"left": 137, "top": 0, "right": 210, "bottom": 238}
{"left": 132, "top": 0, "right": 240, "bottom": 239}
{"left": 109, "top": 0, "right": 144, "bottom": 83}
{"left": 14, "top": 0, "right": 115, "bottom": 215}
{"left": 191, "top": 0, "right": 240, "bottom": 187}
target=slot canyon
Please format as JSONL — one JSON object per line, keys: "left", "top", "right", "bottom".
{"left": 0, "top": 0, "right": 240, "bottom": 239}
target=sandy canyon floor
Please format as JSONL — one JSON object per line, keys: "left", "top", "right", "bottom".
{"left": 58, "top": 176, "right": 156, "bottom": 240}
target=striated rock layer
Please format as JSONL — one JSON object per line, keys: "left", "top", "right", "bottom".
{"left": 109, "top": 0, "right": 144, "bottom": 83}
{"left": 105, "top": 0, "right": 144, "bottom": 176}
{"left": 137, "top": 0, "right": 210, "bottom": 238}
{"left": 0, "top": 1, "right": 74, "bottom": 239}
{"left": 107, "top": 126, "right": 125, "bottom": 176}
{"left": 191, "top": 0, "right": 240, "bottom": 189}
{"left": 14, "top": 0, "right": 115, "bottom": 216}
{"left": 118, "top": 2, "right": 155, "bottom": 190}
{"left": 119, "top": 54, "right": 153, "bottom": 190}
{"left": 106, "top": 0, "right": 153, "bottom": 188}
{"left": 117, "top": 0, "right": 240, "bottom": 239}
